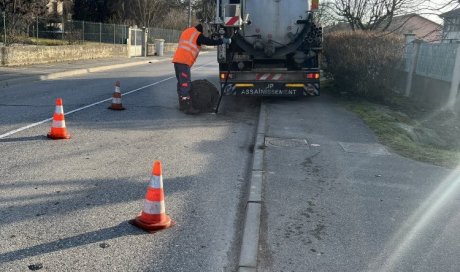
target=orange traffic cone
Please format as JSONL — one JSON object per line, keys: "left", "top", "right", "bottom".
{"left": 130, "top": 161, "right": 174, "bottom": 232}
{"left": 108, "top": 80, "right": 125, "bottom": 110}
{"left": 47, "top": 98, "right": 70, "bottom": 139}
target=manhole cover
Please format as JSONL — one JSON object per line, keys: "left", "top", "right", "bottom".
{"left": 339, "top": 142, "right": 390, "bottom": 155}
{"left": 265, "top": 137, "right": 309, "bottom": 148}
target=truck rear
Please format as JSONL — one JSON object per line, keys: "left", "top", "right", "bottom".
{"left": 211, "top": 0, "right": 322, "bottom": 97}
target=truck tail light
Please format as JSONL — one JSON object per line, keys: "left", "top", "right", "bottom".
{"left": 220, "top": 72, "right": 233, "bottom": 80}
{"left": 306, "top": 72, "right": 320, "bottom": 79}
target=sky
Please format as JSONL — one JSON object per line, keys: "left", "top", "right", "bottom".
{"left": 321, "top": 0, "right": 459, "bottom": 25}
{"left": 416, "top": 0, "right": 459, "bottom": 24}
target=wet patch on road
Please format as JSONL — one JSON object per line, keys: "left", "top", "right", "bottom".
{"left": 297, "top": 152, "right": 339, "bottom": 254}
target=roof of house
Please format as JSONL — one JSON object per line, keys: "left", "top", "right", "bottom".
{"left": 388, "top": 14, "right": 441, "bottom": 29}
{"left": 440, "top": 8, "right": 460, "bottom": 18}
{"left": 324, "top": 14, "right": 442, "bottom": 42}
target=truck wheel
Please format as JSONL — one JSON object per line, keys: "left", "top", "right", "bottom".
{"left": 190, "top": 80, "right": 220, "bottom": 113}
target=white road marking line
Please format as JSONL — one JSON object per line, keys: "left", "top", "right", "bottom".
{"left": 0, "top": 62, "right": 212, "bottom": 139}
{"left": 0, "top": 119, "right": 53, "bottom": 139}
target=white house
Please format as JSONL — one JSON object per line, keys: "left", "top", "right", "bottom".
{"left": 440, "top": 8, "right": 460, "bottom": 42}
{"left": 47, "top": 0, "right": 72, "bottom": 18}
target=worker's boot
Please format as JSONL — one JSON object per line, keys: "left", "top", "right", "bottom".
{"left": 178, "top": 96, "right": 186, "bottom": 111}
{"left": 179, "top": 96, "right": 200, "bottom": 114}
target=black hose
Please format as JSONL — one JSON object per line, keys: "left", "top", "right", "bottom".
{"left": 214, "top": 49, "right": 234, "bottom": 114}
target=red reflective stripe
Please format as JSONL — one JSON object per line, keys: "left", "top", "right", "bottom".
{"left": 145, "top": 188, "right": 164, "bottom": 202}
{"left": 53, "top": 113, "right": 64, "bottom": 121}
{"left": 255, "top": 73, "right": 285, "bottom": 80}
{"left": 226, "top": 16, "right": 239, "bottom": 26}
{"left": 257, "top": 73, "right": 270, "bottom": 80}
{"left": 181, "top": 83, "right": 189, "bottom": 87}
{"left": 181, "top": 72, "right": 188, "bottom": 78}
{"left": 51, "top": 127, "right": 67, "bottom": 134}
{"left": 140, "top": 213, "right": 167, "bottom": 222}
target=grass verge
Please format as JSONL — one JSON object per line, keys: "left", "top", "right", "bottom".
{"left": 324, "top": 82, "right": 460, "bottom": 168}
{"left": 347, "top": 102, "right": 460, "bottom": 168}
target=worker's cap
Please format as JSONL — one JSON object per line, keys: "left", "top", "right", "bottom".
{"left": 195, "top": 24, "right": 203, "bottom": 33}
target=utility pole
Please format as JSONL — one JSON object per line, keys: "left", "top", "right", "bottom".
{"left": 2, "top": 11, "right": 6, "bottom": 45}
{"left": 188, "top": 0, "right": 192, "bottom": 27}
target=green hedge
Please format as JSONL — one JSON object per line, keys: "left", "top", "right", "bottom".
{"left": 323, "top": 31, "right": 404, "bottom": 99}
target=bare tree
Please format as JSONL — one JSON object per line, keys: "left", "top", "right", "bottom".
{"left": 316, "top": 1, "right": 339, "bottom": 27}
{"left": 60, "top": 0, "right": 73, "bottom": 19}
{"left": 325, "top": 0, "right": 460, "bottom": 31}
{"left": 0, "top": 0, "right": 48, "bottom": 44}
{"left": 72, "top": 0, "right": 101, "bottom": 21}
{"left": 195, "top": 0, "right": 215, "bottom": 22}
{"left": 70, "top": 0, "right": 205, "bottom": 29}
{"left": 131, "top": 0, "right": 167, "bottom": 27}
{"left": 161, "top": 8, "right": 189, "bottom": 29}
{"left": 329, "top": 0, "right": 413, "bottom": 31}
{"left": 105, "top": 0, "right": 129, "bottom": 24}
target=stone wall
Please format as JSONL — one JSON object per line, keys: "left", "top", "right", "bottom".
{"left": 145, "top": 43, "right": 213, "bottom": 56}
{"left": 0, "top": 44, "right": 128, "bottom": 66}
{"left": 0, "top": 42, "right": 203, "bottom": 66}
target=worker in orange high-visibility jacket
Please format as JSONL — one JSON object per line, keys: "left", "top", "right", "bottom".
{"left": 173, "top": 24, "right": 231, "bottom": 114}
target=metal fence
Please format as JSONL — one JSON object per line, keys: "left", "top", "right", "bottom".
{"left": 29, "top": 19, "right": 130, "bottom": 44}
{"left": 403, "top": 42, "right": 458, "bottom": 82}
{"left": 148, "top": 27, "right": 182, "bottom": 43}
{"left": 0, "top": 17, "right": 182, "bottom": 45}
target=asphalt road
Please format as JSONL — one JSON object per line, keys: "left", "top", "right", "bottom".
{"left": 0, "top": 54, "right": 260, "bottom": 271}
{"left": 4, "top": 52, "right": 459, "bottom": 272}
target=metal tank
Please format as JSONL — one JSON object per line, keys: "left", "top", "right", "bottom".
{"left": 211, "top": 0, "right": 322, "bottom": 100}
{"left": 241, "top": 0, "right": 310, "bottom": 50}
{"left": 214, "top": 0, "right": 321, "bottom": 68}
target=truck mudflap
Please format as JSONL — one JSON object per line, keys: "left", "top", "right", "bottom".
{"left": 222, "top": 82, "right": 320, "bottom": 97}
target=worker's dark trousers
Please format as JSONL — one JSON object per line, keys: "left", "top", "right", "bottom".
{"left": 174, "top": 63, "right": 192, "bottom": 97}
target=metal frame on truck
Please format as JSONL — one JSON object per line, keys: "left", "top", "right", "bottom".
{"left": 210, "top": 0, "right": 322, "bottom": 99}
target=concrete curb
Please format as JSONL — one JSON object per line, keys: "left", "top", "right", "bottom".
{"left": 0, "top": 50, "right": 215, "bottom": 88}
{"left": 46, "top": 51, "right": 212, "bottom": 79}
{"left": 40, "top": 51, "right": 212, "bottom": 80}
{"left": 0, "top": 56, "right": 172, "bottom": 88}
{"left": 41, "top": 58, "right": 168, "bottom": 80}
{"left": 238, "top": 102, "right": 267, "bottom": 272}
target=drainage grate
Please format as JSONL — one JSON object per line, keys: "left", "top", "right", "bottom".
{"left": 339, "top": 142, "right": 390, "bottom": 155}
{"left": 265, "top": 137, "right": 309, "bottom": 148}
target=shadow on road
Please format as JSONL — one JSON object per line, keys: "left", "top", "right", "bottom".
{"left": 0, "top": 222, "right": 141, "bottom": 263}
{"left": 0, "top": 135, "right": 47, "bottom": 143}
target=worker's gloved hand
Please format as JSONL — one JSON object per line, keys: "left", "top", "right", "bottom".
{"left": 223, "top": 38, "right": 232, "bottom": 44}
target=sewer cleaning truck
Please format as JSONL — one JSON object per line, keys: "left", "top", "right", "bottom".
{"left": 211, "top": 0, "right": 322, "bottom": 97}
